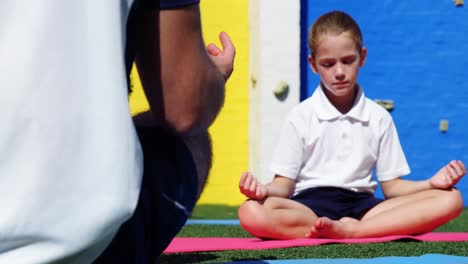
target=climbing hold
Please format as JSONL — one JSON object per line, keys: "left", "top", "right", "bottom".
{"left": 273, "top": 81, "right": 290, "bottom": 101}
{"left": 440, "top": 119, "right": 449, "bottom": 133}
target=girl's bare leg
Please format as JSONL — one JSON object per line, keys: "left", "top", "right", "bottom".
{"left": 238, "top": 196, "right": 318, "bottom": 239}
{"left": 307, "top": 188, "right": 463, "bottom": 238}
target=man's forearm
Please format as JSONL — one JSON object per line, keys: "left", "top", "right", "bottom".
{"left": 160, "top": 57, "right": 225, "bottom": 135}
{"left": 135, "top": 5, "right": 226, "bottom": 135}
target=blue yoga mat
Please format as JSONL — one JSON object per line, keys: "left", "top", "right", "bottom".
{"left": 229, "top": 254, "right": 468, "bottom": 264}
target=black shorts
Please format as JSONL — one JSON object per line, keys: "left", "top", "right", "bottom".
{"left": 95, "top": 127, "right": 198, "bottom": 263}
{"left": 291, "top": 187, "right": 384, "bottom": 220}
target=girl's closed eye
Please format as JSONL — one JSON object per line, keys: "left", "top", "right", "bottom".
{"left": 319, "top": 55, "right": 357, "bottom": 68}
{"left": 319, "top": 59, "right": 336, "bottom": 68}
{"left": 341, "top": 55, "right": 357, "bottom": 65}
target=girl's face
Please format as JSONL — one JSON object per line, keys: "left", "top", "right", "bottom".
{"left": 309, "top": 31, "right": 366, "bottom": 101}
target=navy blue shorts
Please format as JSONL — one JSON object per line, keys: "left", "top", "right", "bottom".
{"left": 291, "top": 187, "right": 384, "bottom": 220}
{"left": 95, "top": 127, "right": 198, "bottom": 263}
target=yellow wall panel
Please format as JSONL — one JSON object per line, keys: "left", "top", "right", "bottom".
{"left": 197, "top": 0, "right": 249, "bottom": 206}
{"left": 128, "top": 68, "right": 149, "bottom": 115}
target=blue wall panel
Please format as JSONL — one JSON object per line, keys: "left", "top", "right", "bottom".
{"left": 300, "top": 0, "right": 468, "bottom": 201}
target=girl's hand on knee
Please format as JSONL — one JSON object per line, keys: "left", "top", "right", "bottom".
{"left": 430, "top": 160, "right": 466, "bottom": 189}
{"left": 239, "top": 171, "right": 267, "bottom": 200}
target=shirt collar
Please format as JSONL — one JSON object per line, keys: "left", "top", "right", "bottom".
{"left": 313, "top": 84, "right": 370, "bottom": 122}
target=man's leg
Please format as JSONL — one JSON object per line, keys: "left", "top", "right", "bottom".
{"left": 95, "top": 124, "right": 202, "bottom": 263}
{"left": 182, "top": 131, "right": 212, "bottom": 199}
{"left": 133, "top": 110, "right": 213, "bottom": 198}
{"left": 238, "top": 197, "right": 318, "bottom": 239}
{"left": 308, "top": 188, "right": 463, "bottom": 238}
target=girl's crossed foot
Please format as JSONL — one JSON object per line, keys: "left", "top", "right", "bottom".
{"left": 306, "top": 217, "right": 357, "bottom": 239}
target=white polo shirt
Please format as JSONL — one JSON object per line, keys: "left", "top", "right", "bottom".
{"left": 270, "top": 85, "right": 410, "bottom": 196}
{"left": 0, "top": 1, "right": 142, "bottom": 263}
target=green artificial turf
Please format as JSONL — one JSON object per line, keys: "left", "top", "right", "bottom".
{"left": 157, "top": 206, "right": 468, "bottom": 263}
{"left": 190, "top": 204, "right": 239, "bottom": 219}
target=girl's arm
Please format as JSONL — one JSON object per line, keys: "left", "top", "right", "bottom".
{"left": 239, "top": 172, "right": 294, "bottom": 200}
{"left": 381, "top": 160, "right": 466, "bottom": 199}
{"left": 380, "top": 178, "right": 431, "bottom": 199}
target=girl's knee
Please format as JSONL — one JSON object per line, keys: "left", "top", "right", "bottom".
{"left": 449, "top": 188, "right": 463, "bottom": 212}
{"left": 238, "top": 200, "right": 270, "bottom": 234}
{"left": 239, "top": 200, "right": 263, "bottom": 223}
{"left": 439, "top": 188, "right": 463, "bottom": 217}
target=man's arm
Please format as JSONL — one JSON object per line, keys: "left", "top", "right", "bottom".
{"left": 135, "top": 4, "right": 235, "bottom": 135}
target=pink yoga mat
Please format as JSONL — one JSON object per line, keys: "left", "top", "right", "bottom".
{"left": 163, "top": 232, "right": 468, "bottom": 254}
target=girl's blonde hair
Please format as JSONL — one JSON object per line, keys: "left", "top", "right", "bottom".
{"left": 309, "top": 11, "right": 363, "bottom": 59}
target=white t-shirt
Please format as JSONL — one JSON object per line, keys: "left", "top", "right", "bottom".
{"left": 0, "top": 1, "right": 142, "bottom": 263}
{"left": 270, "top": 85, "right": 410, "bottom": 196}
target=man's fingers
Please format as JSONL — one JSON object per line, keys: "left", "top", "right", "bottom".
{"left": 206, "top": 32, "right": 235, "bottom": 57}
{"left": 219, "top": 32, "right": 236, "bottom": 58}
{"left": 207, "top": 43, "right": 222, "bottom": 56}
